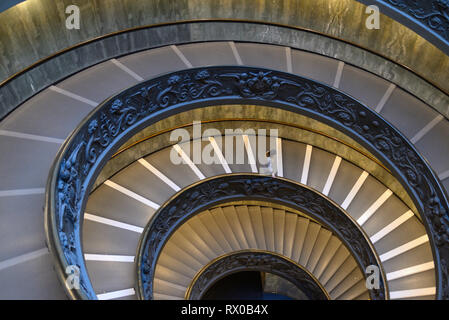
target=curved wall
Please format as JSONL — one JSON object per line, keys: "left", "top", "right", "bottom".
{"left": 1, "top": 21, "right": 448, "bottom": 122}
{"left": 0, "top": 0, "right": 447, "bottom": 91}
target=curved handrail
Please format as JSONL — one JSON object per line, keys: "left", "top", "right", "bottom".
{"left": 136, "top": 174, "right": 386, "bottom": 300}
{"left": 356, "top": 0, "right": 449, "bottom": 55}
{"left": 186, "top": 250, "right": 330, "bottom": 300}
{"left": 45, "top": 66, "right": 449, "bottom": 300}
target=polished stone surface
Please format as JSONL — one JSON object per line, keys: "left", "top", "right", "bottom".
{"left": 0, "top": 135, "right": 60, "bottom": 189}
{"left": 0, "top": 1, "right": 448, "bottom": 120}
{"left": 0, "top": 0, "right": 446, "bottom": 90}
{"left": 178, "top": 42, "right": 237, "bottom": 66}
{"left": 0, "top": 88, "right": 94, "bottom": 138}
{"left": 83, "top": 219, "right": 140, "bottom": 256}
{"left": 57, "top": 60, "right": 139, "bottom": 103}
{"left": 380, "top": 87, "right": 440, "bottom": 139}
{"left": 291, "top": 50, "right": 339, "bottom": 86}
{"left": 86, "top": 260, "right": 135, "bottom": 294}
{"left": 0, "top": 194, "right": 46, "bottom": 260}
{"left": 339, "top": 64, "right": 391, "bottom": 109}
{"left": 415, "top": 120, "right": 449, "bottom": 175}
{"left": 0, "top": 252, "right": 66, "bottom": 299}
{"left": 236, "top": 43, "right": 287, "bottom": 71}
{"left": 85, "top": 184, "right": 156, "bottom": 227}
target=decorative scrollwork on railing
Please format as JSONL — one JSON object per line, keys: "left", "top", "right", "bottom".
{"left": 187, "top": 250, "right": 329, "bottom": 300}
{"left": 45, "top": 66, "right": 449, "bottom": 300}
{"left": 382, "top": 0, "right": 449, "bottom": 41}
{"left": 137, "top": 174, "right": 384, "bottom": 300}
{"left": 356, "top": 0, "right": 449, "bottom": 53}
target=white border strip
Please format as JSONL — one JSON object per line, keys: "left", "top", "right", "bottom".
{"left": 0, "top": 248, "right": 48, "bottom": 271}
{"left": 390, "top": 287, "right": 436, "bottom": 299}
{"left": 138, "top": 158, "right": 181, "bottom": 191}
{"left": 341, "top": 171, "right": 369, "bottom": 210}
{"left": 49, "top": 85, "right": 98, "bottom": 107}
{"left": 229, "top": 41, "right": 243, "bottom": 65}
{"left": 104, "top": 180, "right": 160, "bottom": 209}
{"left": 208, "top": 137, "right": 232, "bottom": 173}
{"left": 242, "top": 135, "right": 258, "bottom": 173}
{"left": 84, "top": 254, "right": 134, "bottom": 262}
{"left": 386, "top": 261, "right": 434, "bottom": 281}
{"left": 0, "top": 188, "right": 45, "bottom": 197}
{"left": 438, "top": 169, "right": 449, "bottom": 181}
{"left": 370, "top": 210, "right": 414, "bottom": 243}
{"left": 375, "top": 83, "right": 396, "bottom": 113}
{"left": 0, "top": 130, "right": 64, "bottom": 144}
{"left": 333, "top": 61, "right": 344, "bottom": 88}
{"left": 410, "top": 114, "right": 443, "bottom": 144}
{"left": 285, "top": 47, "right": 292, "bottom": 73}
{"left": 301, "top": 145, "right": 313, "bottom": 184}
{"left": 380, "top": 235, "right": 429, "bottom": 262}
{"left": 110, "top": 58, "right": 144, "bottom": 81}
{"left": 97, "top": 288, "right": 136, "bottom": 300}
{"left": 84, "top": 213, "right": 143, "bottom": 233}
{"left": 170, "top": 45, "right": 193, "bottom": 68}
{"left": 173, "top": 144, "right": 206, "bottom": 179}
{"left": 276, "top": 137, "right": 283, "bottom": 177}
{"left": 357, "top": 189, "right": 393, "bottom": 226}
{"left": 322, "top": 156, "right": 342, "bottom": 196}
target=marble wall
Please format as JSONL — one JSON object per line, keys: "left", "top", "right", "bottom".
{"left": 1, "top": 21, "right": 448, "bottom": 122}
{"left": 0, "top": 0, "right": 447, "bottom": 91}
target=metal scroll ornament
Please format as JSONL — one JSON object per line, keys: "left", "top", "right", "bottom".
{"left": 383, "top": 0, "right": 449, "bottom": 41}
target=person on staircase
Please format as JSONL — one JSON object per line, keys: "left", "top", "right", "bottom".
{"left": 260, "top": 150, "right": 276, "bottom": 178}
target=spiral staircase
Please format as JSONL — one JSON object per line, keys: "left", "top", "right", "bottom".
{"left": 0, "top": 0, "right": 448, "bottom": 301}
{"left": 83, "top": 132, "right": 433, "bottom": 300}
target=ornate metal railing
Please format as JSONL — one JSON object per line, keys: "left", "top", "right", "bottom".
{"left": 357, "top": 0, "right": 449, "bottom": 54}
{"left": 186, "top": 250, "right": 329, "bottom": 300}
{"left": 45, "top": 66, "right": 449, "bottom": 300}
{"left": 136, "top": 174, "right": 385, "bottom": 300}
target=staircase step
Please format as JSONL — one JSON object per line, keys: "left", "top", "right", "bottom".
{"left": 306, "top": 228, "right": 332, "bottom": 272}
{"left": 299, "top": 223, "right": 321, "bottom": 267}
